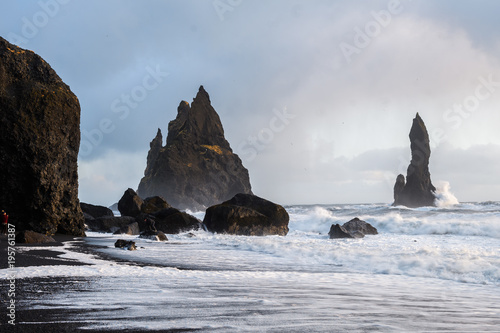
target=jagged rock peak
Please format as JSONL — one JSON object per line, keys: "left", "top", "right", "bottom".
{"left": 393, "top": 113, "right": 436, "bottom": 207}
{"left": 138, "top": 86, "right": 252, "bottom": 210}
{"left": 144, "top": 129, "right": 163, "bottom": 177}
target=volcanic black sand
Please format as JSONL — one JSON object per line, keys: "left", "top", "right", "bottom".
{"left": 0, "top": 234, "right": 190, "bottom": 333}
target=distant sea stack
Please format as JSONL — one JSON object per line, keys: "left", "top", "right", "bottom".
{"left": 393, "top": 113, "right": 437, "bottom": 207}
{"left": 0, "top": 37, "right": 85, "bottom": 236}
{"left": 138, "top": 86, "right": 252, "bottom": 210}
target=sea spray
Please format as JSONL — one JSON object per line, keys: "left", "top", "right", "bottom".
{"left": 434, "top": 181, "right": 459, "bottom": 207}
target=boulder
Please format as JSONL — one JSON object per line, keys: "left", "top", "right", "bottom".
{"left": 342, "top": 217, "right": 378, "bottom": 236}
{"left": 139, "top": 230, "right": 168, "bottom": 241}
{"left": 329, "top": 218, "right": 378, "bottom": 239}
{"left": 0, "top": 37, "right": 84, "bottom": 236}
{"left": 15, "top": 230, "right": 56, "bottom": 244}
{"left": 137, "top": 86, "right": 252, "bottom": 211}
{"left": 393, "top": 113, "right": 437, "bottom": 207}
{"left": 141, "top": 196, "right": 170, "bottom": 214}
{"left": 113, "top": 222, "right": 140, "bottom": 235}
{"left": 393, "top": 174, "right": 405, "bottom": 204}
{"left": 203, "top": 193, "right": 289, "bottom": 236}
{"left": 118, "top": 188, "right": 143, "bottom": 217}
{"left": 80, "top": 202, "right": 114, "bottom": 219}
{"left": 328, "top": 224, "right": 357, "bottom": 239}
{"left": 114, "top": 239, "right": 137, "bottom": 251}
{"left": 86, "top": 216, "right": 136, "bottom": 233}
{"left": 153, "top": 208, "right": 204, "bottom": 234}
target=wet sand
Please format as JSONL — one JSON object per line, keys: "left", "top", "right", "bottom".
{"left": 0, "top": 234, "right": 177, "bottom": 332}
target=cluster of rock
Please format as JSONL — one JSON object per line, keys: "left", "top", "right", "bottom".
{"left": 83, "top": 189, "right": 196, "bottom": 241}
{"left": 0, "top": 36, "right": 85, "bottom": 237}
{"left": 328, "top": 218, "right": 378, "bottom": 239}
{"left": 2, "top": 35, "right": 440, "bottom": 244}
{"left": 393, "top": 113, "right": 437, "bottom": 207}
{"left": 137, "top": 86, "right": 252, "bottom": 211}
{"left": 83, "top": 190, "right": 290, "bottom": 239}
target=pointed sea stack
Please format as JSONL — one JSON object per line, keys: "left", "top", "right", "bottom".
{"left": 0, "top": 37, "right": 85, "bottom": 235}
{"left": 393, "top": 113, "right": 436, "bottom": 207}
{"left": 138, "top": 86, "right": 252, "bottom": 210}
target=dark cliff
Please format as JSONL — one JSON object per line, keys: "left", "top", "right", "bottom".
{"left": 0, "top": 37, "right": 85, "bottom": 236}
{"left": 137, "top": 86, "right": 252, "bottom": 210}
{"left": 393, "top": 113, "right": 436, "bottom": 207}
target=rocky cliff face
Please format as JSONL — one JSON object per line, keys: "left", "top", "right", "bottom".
{"left": 137, "top": 86, "right": 252, "bottom": 210}
{"left": 393, "top": 113, "right": 436, "bottom": 207}
{"left": 0, "top": 37, "right": 85, "bottom": 236}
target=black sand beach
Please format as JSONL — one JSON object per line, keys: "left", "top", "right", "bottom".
{"left": 0, "top": 235, "right": 192, "bottom": 333}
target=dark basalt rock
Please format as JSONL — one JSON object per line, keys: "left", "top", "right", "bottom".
{"left": 113, "top": 222, "right": 140, "bottom": 235}
{"left": 114, "top": 239, "right": 137, "bottom": 251}
{"left": 204, "top": 193, "right": 289, "bottom": 236}
{"left": 393, "top": 113, "right": 437, "bottom": 207}
{"left": 141, "top": 196, "right": 171, "bottom": 214}
{"left": 118, "top": 188, "right": 144, "bottom": 218}
{"left": 393, "top": 174, "right": 406, "bottom": 204}
{"left": 0, "top": 37, "right": 85, "bottom": 236}
{"left": 86, "top": 216, "right": 136, "bottom": 233}
{"left": 137, "top": 86, "right": 252, "bottom": 211}
{"left": 328, "top": 224, "right": 357, "bottom": 239}
{"left": 329, "top": 217, "right": 378, "bottom": 239}
{"left": 342, "top": 217, "right": 378, "bottom": 236}
{"left": 80, "top": 202, "right": 114, "bottom": 219}
{"left": 153, "top": 208, "right": 204, "bottom": 234}
{"left": 139, "top": 230, "right": 168, "bottom": 241}
{"left": 83, "top": 212, "right": 95, "bottom": 229}
{"left": 15, "top": 230, "right": 57, "bottom": 244}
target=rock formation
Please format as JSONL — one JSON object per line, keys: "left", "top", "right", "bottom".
{"left": 116, "top": 188, "right": 201, "bottom": 234}
{"left": 85, "top": 216, "right": 136, "bottom": 233}
{"left": 15, "top": 230, "right": 56, "bottom": 244}
{"left": 114, "top": 239, "right": 137, "bottom": 251}
{"left": 393, "top": 113, "right": 437, "bottom": 207}
{"left": 329, "top": 217, "right": 378, "bottom": 239}
{"left": 152, "top": 208, "right": 204, "bottom": 234}
{"left": 113, "top": 222, "right": 140, "bottom": 236}
{"left": 0, "top": 37, "right": 85, "bottom": 236}
{"left": 80, "top": 203, "right": 114, "bottom": 219}
{"left": 204, "top": 193, "right": 289, "bottom": 236}
{"left": 118, "top": 188, "right": 144, "bottom": 218}
{"left": 328, "top": 224, "right": 355, "bottom": 239}
{"left": 137, "top": 86, "right": 252, "bottom": 211}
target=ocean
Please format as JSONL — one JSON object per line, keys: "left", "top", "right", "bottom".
{"left": 3, "top": 201, "right": 500, "bottom": 332}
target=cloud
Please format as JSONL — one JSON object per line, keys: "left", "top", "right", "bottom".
{"left": 78, "top": 150, "right": 147, "bottom": 206}
{"left": 2, "top": 1, "right": 500, "bottom": 205}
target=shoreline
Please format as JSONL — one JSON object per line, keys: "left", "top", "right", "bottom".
{"left": 1, "top": 212, "right": 499, "bottom": 332}
{"left": 1, "top": 233, "right": 190, "bottom": 332}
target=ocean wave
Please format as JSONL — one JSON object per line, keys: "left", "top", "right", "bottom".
{"left": 288, "top": 203, "right": 500, "bottom": 239}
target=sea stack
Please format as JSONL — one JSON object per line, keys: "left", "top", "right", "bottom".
{"left": 393, "top": 113, "right": 436, "bottom": 207}
{"left": 138, "top": 86, "right": 252, "bottom": 210}
{"left": 0, "top": 37, "right": 85, "bottom": 236}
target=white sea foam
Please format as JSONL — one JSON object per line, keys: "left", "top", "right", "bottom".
{"left": 434, "top": 180, "right": 460, "bottom": 207}
{"left": 2, "top": 203, "right": 500, "bottom": 331}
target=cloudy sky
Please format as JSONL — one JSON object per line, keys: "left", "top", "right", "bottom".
{"left": 2, "top": 0, "right": 500, "bottom": 206}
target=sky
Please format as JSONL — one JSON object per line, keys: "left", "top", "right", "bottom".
{"left": 2, "top": 0, "right": 500, "bottom": 206}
